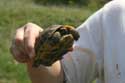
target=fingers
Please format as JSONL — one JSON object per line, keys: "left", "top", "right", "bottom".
{"left": 15, "top": 27, "right": 24, "bottom": 51}
{"left": 10, "top": 22, "right": 43, "bottom": 63}
{"left": 10, "top": 27, "right": 30, "bottom": 63}
{"left": 24, "top": 23, "right": 43, "bottom": 59}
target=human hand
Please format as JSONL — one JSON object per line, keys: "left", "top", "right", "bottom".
{"left": 10, "top": 23, "right": 43, "bottom": 63}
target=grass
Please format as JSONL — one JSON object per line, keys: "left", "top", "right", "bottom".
{"left": 0, "top": 0, "right": 95, "bottom": 83}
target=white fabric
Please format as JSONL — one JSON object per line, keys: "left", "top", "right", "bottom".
{"left": 61, "top": 0, "right": 125, "bottom": 83}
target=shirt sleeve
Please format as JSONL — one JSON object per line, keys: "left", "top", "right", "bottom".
{"left": 61, "top": 8, "right": 104, "bottom": 83}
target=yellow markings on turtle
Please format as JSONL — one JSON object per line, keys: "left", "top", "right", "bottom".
{"left": 63, "top": 25, "right": 75, "bottom": 29}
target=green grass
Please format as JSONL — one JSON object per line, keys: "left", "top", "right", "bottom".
{"left": 0, "top": 0, "right": 95, "bottom": 83}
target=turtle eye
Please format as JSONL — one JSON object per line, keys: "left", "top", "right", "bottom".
{"left": 59, "top": 28, "right": 68, "bottom": 35}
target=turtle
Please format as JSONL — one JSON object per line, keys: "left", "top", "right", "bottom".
{"left": 33, "top": 25, "right": 80, "bottom": 67}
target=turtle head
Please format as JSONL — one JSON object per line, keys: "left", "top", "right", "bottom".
{"left": 63, "top": 25, "right": 80, "bottom": 41}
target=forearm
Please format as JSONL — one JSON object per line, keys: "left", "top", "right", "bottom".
{"left": 26, "top": 61, "right": 64, "bottom": 83}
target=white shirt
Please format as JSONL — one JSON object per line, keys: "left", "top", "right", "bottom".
{"left": 61, "top": 0, "right": 125, "bottom": 83}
